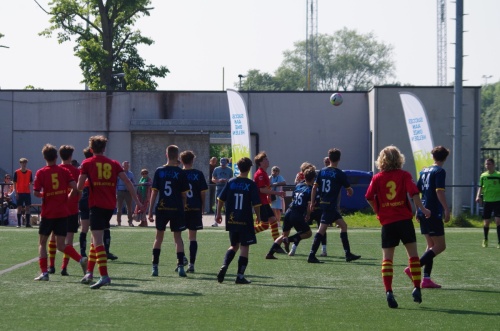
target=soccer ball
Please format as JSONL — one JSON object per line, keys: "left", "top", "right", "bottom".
{"left": 330, "top": 93, "right": 343, "bottom": 106}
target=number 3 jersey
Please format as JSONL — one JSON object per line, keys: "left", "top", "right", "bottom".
{"left": 365, "top": 169, "right": 420, "bottom": 225}
{"left": 218, "top": 177, "right": 261, "bottom": 230}
{"left": 152, "top": 165, "right": 190, "bottom": 212}
{"left": 315, "top": 167, "right": 350, "bottom": 211}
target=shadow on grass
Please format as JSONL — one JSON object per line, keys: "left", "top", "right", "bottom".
{"left": 107, "top": 287, "right": 203, "bottom": 297}
{"left": 419, "top": 306, "right": 500, "bottom": 316}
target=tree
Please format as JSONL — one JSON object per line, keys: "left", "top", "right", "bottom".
{"left": 238, "top": 28, "right": 395, "bottom": 91}
{"left": 480, "top": 81, "right": 500, "bottom": 147}
{"left": 38, "top": 0, "right": 168, "bottom": 90}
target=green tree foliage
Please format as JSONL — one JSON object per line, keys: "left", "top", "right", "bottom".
{"left": 39, "top": 0, "right": 168, "bottom": 90}
{"left": 480, "top": 81, "right": 500, "bottom": 147}
{"left": 239, "top": 28, "right": 395, "bottom": 91}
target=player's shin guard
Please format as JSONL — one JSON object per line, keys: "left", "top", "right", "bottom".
{"left": 152, "top": 248, "right": 161, "bottom": 265}
{"left": 39, "top": 257, "right": 48, "bottom": 274}
{"left": 87, "top": 244, "right": 97, "bottom": 273}
{"left": 48, "top": 239, "right": 57, "bottom": 268}
{"left": 420, "top": 250, "right": 436, "bottom": 278}
{"left": 409, "top": 256, "right": 421, "bottom": 288}
{"left": 484, "top": 226, "right": 489, "bottom": 240}
{"left": 176, "top": 251, "right": 186, "bottom": 266}
{"left": 95, "top": 245, "right": 108, "bottom": 277}
{"left": 189, "top": 241, "right": 198, "bottom": 264}
{"left": 223, "top": 249, "right": 236, "bottom": 267}
{"left": 309, "top": 233, "right": 323, "bottom": 256}
{"left": 381, "top": 259, "right": 393, "bottom": 292}
{"left": 237, "top": 256, "right": 248, "bottom": 277}
{"left": 269, "top": 220, "right": 280, "bottom": 240}
{"left": 340, "top": 231, "right": 351, "bottom": 254}
{"left": 63, "top": 244, "right": 82, "bottom": 262}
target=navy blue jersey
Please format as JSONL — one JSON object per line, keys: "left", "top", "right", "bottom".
{"left": 152, "top": 165, "right": 190, "bottom": 212}
{"left": 184, "top": 168, "right": 208, "bottom": 210}
{"left": 417, "top": 165, "right": 446, "bottom": 218}
{"left": 315, "top": 167, "right": 350, "bottom": 210}
{"left": 218, "top": 177, "right": 261, "bottom": 231}
{"left": 288, "top": 182, "right": 313, "bottom": 213}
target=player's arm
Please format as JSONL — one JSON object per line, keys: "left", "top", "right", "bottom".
{"left": 215, "top": 198, "right": 224, "bottom": 224}
{"left": 148, "top": 189, "right": 158, "bottom": 221}
{"left": 260, "top": 186, "right": 285, "bottom": 197}
{"left": 120, "top": 172, "right": 142, "bottom": 208}
{"left": 436, "top": 189, "right": 450, "bottom": 223}
{"left": 253, "top": 205, "right": 261, "bottom": 223}
{"left": 412, "top": 194, "right": 431, "bottom": 218}
{"left": 200, "top": 190, "right": 207, "bottom": 214}
{"left": 475, "top": 186, "right": 483, "bottom": 203}
{"left": 68, "top": 180, "right": 79, "bottom": 199}
{"left": 77, "top": 173, "right": 87, "bottom": 191}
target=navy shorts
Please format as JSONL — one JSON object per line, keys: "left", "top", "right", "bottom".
{"left": 17, "top": 193, "right": 32, "bottom": 207}
{"left": 381, "top": 219, "right": 417, "bottom": 248}
{"left": 155, "top": 210, "right": 187, "bottom": 232}
{"left": 39, "top": 217, "right": 68, "bottom": 237}
{"left": 259, "top": 204, "right": 275, "bottom": 223}
{"left": 418, "top": 214, "right": 445, "bottom": 236}
{"left": 482, "top": 201, "right": 500, "bottom": 219}
{"left": 320, "top": 208, "right": 342, "bottom": 225}
{"left": 79, "top": 196, "right": 89, "bottom": 220}
{"left": 89, "top": 207, "right": 113, "bottom": 231}
{"left": 283, "top": 209, "right": 311, "bottom": 234}
{"left": 310, "top": 208, "right": 322, "bottom": 227}
{"left": 67, "top": 213, "right": 80, "bottom": 233}
{"left": 229, "top": 229, "right": 257, "bottom": 247}
{"left": 185, "top": 209, "right": 203, "bottom": 231}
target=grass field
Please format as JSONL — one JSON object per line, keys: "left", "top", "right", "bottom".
{"left": 1, "top": 225, "right": 499, "bottom": 331}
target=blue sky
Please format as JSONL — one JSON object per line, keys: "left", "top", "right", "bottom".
{"left": 0, "top": 0, "right": 498, "bottom": 90}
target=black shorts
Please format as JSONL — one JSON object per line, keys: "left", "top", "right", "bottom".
{"left": 185, "top": 209, "right": 203, "bottom": 231}
{"left": 283, "top": 209, "right": 311, "bottom": 234}
{"left": 259, "top": 204, "right": 275, "bottom": 223}
{"left": 320, "top": 208, "right": 342, "bottom": 225}
{"left": 79, "top": 196, "right": 89, "bottom": 220}
{"left": 89, "top": 207, "right": 113, "bottom": 231}
{"left": 155, "top": 210, "right": 187, "bottom": 232}
{"left": 310, "top": 208, "right": 322, "bottom": 227}
{"left": 418, "top": 214, "right": 445, "bottom": 236}
{"left": 482, "top": 201, "right": 500, "bottom": 219}
{"left": 229, "top": 230, "right": 257, "bottom": 247}
{"left": 67, "top": 213, "right": 79, "bottom": 233}
{"left": 39, "top": 217, "right": 68, "bottom": 237}
{"left": 17, "top": 193, "right": 31, "bottom": 207}
{"left": 381, "top": 219, "right": 417, "bottom": 248}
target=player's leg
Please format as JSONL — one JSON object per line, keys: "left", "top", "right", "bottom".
{"left": 266, "top": 232, "right": 288, "bottom": 259}
{"left": 308, "top": 222, "right": 329, "bottom": 263}
{"left": 482, "top": 202, "right": 492, "bottom": 247}
{"left": 382, "top": 247, "right": 397, "bottom": 308}
{"left": 125, "top": 193, "right": 134, "bottom": 227}
{"left": 116, "top": 192, "right": 124, "bottom": 226}
{"left": 173, "top": 230, "right": 187, "bottom": 277}
{"left": 151, "top": 228, "right": 165, "bottom": 276}
{"left": 187, "top": 229, "right": 198, "bottom": 272}
{"left": 236, "top": 244, "right": 251, "bottom": 284}
{"left": 217, "top": 233, "right": 240, "bottom": 283}
{"left": 335, "top": 217, "right": 361, "bottom": 262}
{"left": 495, "top": 217, "right": 500, "bottom": 248}
{"left": 48, "top": 232, "right": 57, "bottom": 274}
{"left": 35, "top": 229, "right": 50, "bottom": 281}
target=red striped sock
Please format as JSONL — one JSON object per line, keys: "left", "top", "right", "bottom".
{"left": 48, "top": 239, "right": 57, "bottom": 268}
{"left": 39, "top": 257, "right": 48, "bottom": 274}
{"left": 254, "top": 221, "right": 269, "bottom": 233}
{"left": 63, "top": 244, "right": 82, "bottom": 263}
{"left": 409, "top": 256, "right": 421, "bottom": 288}
{"left": 87, "top": 244, "right": 96, "bottom": 273}
{"left": 381, "top": 259, "right": 393, "bottom": 292}
{"left": 95, "top": 245, "right": 108, "bottom": 277}
{"left": 61, "top": 252, "right": 70, "bottom": 270}
{"left": 269, "top": 220, "right": 279, "bottom": 240}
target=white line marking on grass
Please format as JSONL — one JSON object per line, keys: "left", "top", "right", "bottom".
{"left": 0, "top": 257, "right": 39, "bottom": 276}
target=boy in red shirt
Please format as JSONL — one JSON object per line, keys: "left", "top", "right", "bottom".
{"left": 33, "top": 144, "right": 87, "bottom": 281}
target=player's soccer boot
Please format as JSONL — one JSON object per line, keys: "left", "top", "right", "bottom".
{"left": 107, "top": 253, "right": 118, "bottom": 260}
{"left": 61, "top": 268, "right": 69, "bottom": 276}
{"left": 265, "top": 254, "right": 277, "bottom": 259}
{"left": 151, "top": 265, "right": 159, "bottom": 277}
{"left": 79, "top": 256, "right": 88, "bottom": 275}
{"left": 211, "top": 222, "right": 218, "bottom": 227}
{"left": 345, "top": 252, "right": 361, "bottom": 262}
{"left": 217, "top": 265, "right": 228, "bottom": 283}
{"left": 412, "top": 287, "right": 422, "bottom": 304}
{"left": 497, "top": 243, "right": 500, "bottom": 249}
{"left": 283, "top": 239, "right": 290, "bottom": 253}
{"left": 421, "top": 278, "right": 442, "bottom": 289}
{"left": 307, "top": 256, "right": 324, "bottom": 264}
{"left": 80, "top": 272, "right": 93, "bottom": 284}
{"left": 482, "top": 239, "right": 488, "bottom": 248}
{"left": 288, "top": 244, "right": 297, "bottom": 256}
{"left": 34, "top": 273, "right": 49, "bottom": 281}
{"left": 187, "top": 264, "right": 195, "bottom": 273}
{"left": 48, "top": 266, "right": 56, "bottom": 274}
{"left": 404, "top": 267, "right": 413, "bottom": 281}
{"left": 274, "top": 246, "right": 287, "bottom": 254}
{"left": 90, "top": 276, "right": 111, "bottom": 289}
{"left": 235, "top": 277, "right": 251, "bottom": 284}
{"left": 386, "top": 291, "right": 398, "bottom": 309}
{"left": 177, "top": 265, "right": 187, "bottom": 277}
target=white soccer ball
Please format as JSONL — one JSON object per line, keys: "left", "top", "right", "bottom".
{"left": 330, "top": 93, "right": 343, "bottom": 106}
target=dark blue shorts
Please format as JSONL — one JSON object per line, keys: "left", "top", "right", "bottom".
{"left": 39, "top": 217, "right": 68, "bottom": 237}
{"left": 283, "top": 209, "right": 311, "bottom": 234}
{"left": 229, "top": 229, "right": 257, "bottom": 247}
{"left": 381, "top": 219, "right": 417, "bottom": 248}
{"left": 79, "top": 196, "right": 89, "bottom": 220}
{"left": 17, "top": 193, "right": 31, "bottom": 207}
{"left": 259, "top": 204, "right": 275, "bottom": 223}
{"left": 418, "top": 214, "right": 445, "bottom": 236}
{"left": 185, "top": 209, "right": 203, "bottom": 231}
{"left": 155, "top": 210, "right": 186, "bottom": 232}
{"left": 67, "top": 213, "right": 79, "bottom": 233}
{"left": 320, "top": 208, "right": 342, "bottom": 225}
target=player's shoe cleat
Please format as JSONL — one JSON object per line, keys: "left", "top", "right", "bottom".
{"left": 482, "top": 239, "right": 488, "bottom": 248}
{"left": 211, "top": 222, "right": 219, "bottom": 227}
{"left": 307, "top": 256, "right": 324, "bottom": 264}
{"left": 283, "top": 239, "right": 290, "bottom": 253}
{"left": 61, "top": 268, "right": 69, "bottom": 276}
{"left": 107, "top": 253, "right": 118, "bottom": 260}
{"left": 274, "top": 246, "right": 287, "bottom": 254}
{"left": 151, "top": 265, "right": 159, "bottom": 277}
{"left": 80, "top": 257, "right": 88, "bottom": 275}
{"left": 320, "top": 251, "right": 327, "bottom": 257}
{"left": 217, "top": 265, "right": 228, "bottom": 283}
{"left": 80, "top": 272, "right": 93, "bottom": 284}
{"left": 345, "top": 253, "right": 361, "bottom": 262}
{"left": 288, "top": 244, "right": 297, "bottom": 256}
{"left": 90, "top": 276, "right": 111, "bottom": 289}
{"left": 235, "top": 277, "right": 251, "bottom": 284}
{"left": 404, "top": 267, "right": 413, "bottom": 281}
{"left": 186, "top": 264, "right": 195, "bottom": 273}
{"left": 34, "top": 273, "right": 49, "bottom": 281}
{"left": 177, "top": 265, "right": 187, "bottom": 277}
{"left": 421, "top": 278, "right": 442, "bottom": 288}
{"left": 386, "top": 291, "right": 398, "bottom": 309}
{"left": 412, "top": 287, "right": 422, "bottom": 304}
{"left": 48, "top": 266, "right": 56, "bottom": 274}
{"left": 265, "top": 254, "right": 277, "bottom": 259}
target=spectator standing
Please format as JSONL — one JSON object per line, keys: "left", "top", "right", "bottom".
{"left": 13, "top": 158, "right": 33, "bottom": 228}
{"left": 116, "top": 161, "right": 135, "bottom": 227}
{"left": 208, "top": 157, "right": 217, "bottom": 214}
{"left": 211, "top": 157, "right": 233, "bottom": 227}
{"left": 134, "top": 168, "right": 152, "bottom": 227}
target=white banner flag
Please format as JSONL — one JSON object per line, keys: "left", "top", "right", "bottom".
{"left": 227, "top": 89, "right": 252, "bottom": 177}
{"left": 399, "top": 92, "right": 434, "bottom": 177}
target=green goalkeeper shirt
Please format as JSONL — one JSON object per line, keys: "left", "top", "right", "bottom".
{"left": 479, "top": 170, "right": 500, "bottom": 202}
